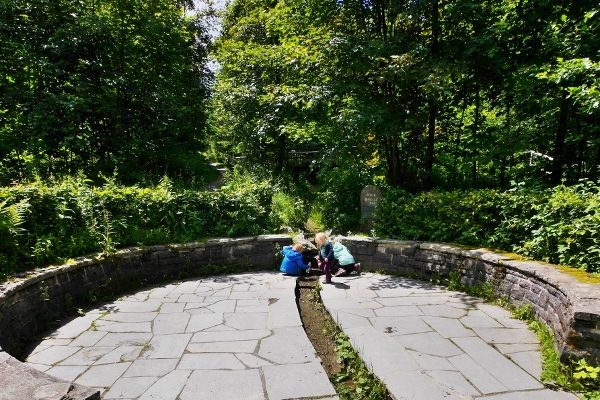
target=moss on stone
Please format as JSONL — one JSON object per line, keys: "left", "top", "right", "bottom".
{"left": 554, "top": 265, "right": 600, "bottom": 284}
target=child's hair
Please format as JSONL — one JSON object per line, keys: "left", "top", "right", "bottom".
{"left": 292, "top": 243, "right": 304, "bottom": 252}
{"left": 315, "top": 232, "right": 328, "bottom": 247}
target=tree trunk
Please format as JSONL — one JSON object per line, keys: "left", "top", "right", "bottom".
{"left": 425, "top": 0, "right": 440, "bottom": 189}
{"left": 472, "top": 85, "right": 481, "bottom": 185}
{"left": 275, "top": 134, "right": 286, "bottom": 174}
{"left": 550, "top": 89, "right": 569, "bottom": 185}
{"left": 500, "top": 101, "right": 512, "bottom": 189}
{"left": 576, "top": 115, "right": 585, "bottom": 180}
{"left": 426, "top": 101, "right": 436, "bottom": 188}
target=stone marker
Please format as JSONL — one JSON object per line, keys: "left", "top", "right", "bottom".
{"left": 360, "top": 185, "right": 382, "bottom": 231}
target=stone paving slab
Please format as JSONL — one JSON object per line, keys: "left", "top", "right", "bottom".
{"left": 321, "top": 273, "right": 576, "bottom": 400}
{"left": 25, "top": 273, "right": 336, "bottom": 399}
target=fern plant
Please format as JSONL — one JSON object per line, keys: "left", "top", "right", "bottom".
{"left": 0, "top": 198, "right": 29, "bottom": 238}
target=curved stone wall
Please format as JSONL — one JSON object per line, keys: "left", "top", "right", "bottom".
{"left": 340, "top": 237, "right": 600, "bottom": 363}
{"left": 0, "top": 235, "right": 292, "bottom": 358}
{"left": 0, "top": 234, "right": 598, "bottom": 400}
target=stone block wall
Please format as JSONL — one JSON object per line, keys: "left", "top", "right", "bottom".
{"left": 340, "top": 237, "right": 600, "bottom": 363}
{"left": 0, "top": 235, "right": 292, "bottom": 358}
{"left": 0, "top": 234, "right": 598, "bottom": 400}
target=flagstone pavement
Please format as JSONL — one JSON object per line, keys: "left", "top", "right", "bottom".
{"left": 25, "top": 273, "right": 337, "bottom": 400}
{"left": 24, "top": 272, "right": 578, "bottom": 400}
{"left": 320, "top": 273, "right": 578, "bottom": 400}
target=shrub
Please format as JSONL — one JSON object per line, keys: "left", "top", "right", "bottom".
{"left": 375, "top": 181, "right": 600, "bottom": 273}
{"left": 314, "top": 166, "right": 372, "bottom": 233}
{"left": 270, "top": 192, "right": 308, "bottom": 230}
{"left": 0, "top": 175, "right": 280, "bottom": 280}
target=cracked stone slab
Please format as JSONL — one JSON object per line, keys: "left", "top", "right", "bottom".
{"left": 46, "top": 365, "right": 88, "bottom": 381}
{"left": 138, "top": 370, "right": 190, "bottom": 400}
{"left": 152, "top": 313, "right": 190, "bottom": 334}
{"left": 453, "top": 336, "right": 543, "bottom": 390}
{"left": 69, "top": 331, "right": 108, "bottom": 347}
{"left": 186, "top": 313, "right": 224, "bottom": 332}
{"left": 58, "top": 347, "right": 113, "bottom": 366}
{"left": 95, "top": 321, "right": 152, "bottom": 333}
{"left": 224, "top": 312, "right": 268, "bottom": 330}
{"left": 392, "top": 332, "right": 464, "bottom": 357}
{"left": 235, "top": 353, "right": 272, "bottom": 368}
{"left": 422, "top": 316, "right": 476, "bottom": 338}
{"left": 101, "top": 312, "right": 158, "bottom": 323}
{"left": 177, "top": 353, "right": 245, "bottom": 370}
{"left": 95, "top": 333, "right": 153, "bottom": 347}
{"left": 123, "top": 358, "right": 178, "bottom": 377}
{"left": 473, "top": 327, "right": 538, "bottom": 344}
{"left": 369, "top": 316, "right": 433, "bottom": 335}
{"left": 141, "top": 334, "right": 192, "bottom": 359}
{"left": 103, "top": 376, "right": 157, "bottom": 399}
{"left": 258, "top": 326, "right": 317, "bottom": 364}
{"left": 75, "top": 362, "right": 131, "bottom": 387}
{"left": 507, "top": 350, "right": 542, "bottom": 378}
{"left": 263, "top": 362, "right": 337, "bottom": 400}
{"left": 191, "top": 329, "right": 271, "bottom": 343}
{"left": 179, "top": 369, "right": 264, "bottom": 400}
{"left": 475, "top": 390, "right": 578, "bottom": 400}
{"left": 27, "top": 346, "right": 81, "bottom": 365}
{"left": 186, "top": 340, "right": 257, "bottom": 353}
{"left": 52, "top": 314, "right": 99, "bottom": 339}
{"left": 109, "top": 301, "right": 162, "bottom": 313}
{"left": 96, "top": 345, "right": 143, "bottom": 365}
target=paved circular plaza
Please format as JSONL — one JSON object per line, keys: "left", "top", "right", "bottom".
{"left": 25, "top": 272, "right": 576, "bottom": 400}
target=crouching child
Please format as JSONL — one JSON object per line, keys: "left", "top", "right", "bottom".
{"left": 333, "top": 240, "right": 361, "bottom": 277}
{"left": 280, "top": 243, "right": 310, "bottom": 276}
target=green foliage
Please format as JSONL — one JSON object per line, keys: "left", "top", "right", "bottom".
{"left": 315, "top": 166, "right": 373, "bottom": 233}
{"left": 211, "top": 0, "right": 599, "bottom": 190}
{"left": 0, "top": 177, "right": 282, "bottom": 280}
{"left": 574, "top": 359, "right": 600, "bottom": 391}
{"left": 375, "top": 182, "right": 600, "bottom": 273}
{"left": 270, "top": 192, "right": 307, "bottom": 230}
{"left": 0, "top": 0, "right": 211, "bottom": 184}
{"left": 333, "top": 332, "right": 389, "bottom": 400}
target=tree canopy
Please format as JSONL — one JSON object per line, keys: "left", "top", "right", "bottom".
{"left": 0, "top": 0, "right": 212, "bottom": 184}
{"left": 212, "top": 0, "right": 599, "bottom": 190}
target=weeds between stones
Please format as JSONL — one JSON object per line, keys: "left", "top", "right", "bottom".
{"left": 296, "top": 275, "right": 391, "bottom": 400}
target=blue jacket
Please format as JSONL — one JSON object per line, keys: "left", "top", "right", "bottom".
{"left": 280, "top": 246, "right": 309, "bottom": 275}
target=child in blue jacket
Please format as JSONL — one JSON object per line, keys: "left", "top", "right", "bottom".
{"left": 280, "top": 244, "right": 310, "bottom": 276}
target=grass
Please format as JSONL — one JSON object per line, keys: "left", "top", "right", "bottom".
{"left": 509, "top": 303, "right": 600, "bottom": 398}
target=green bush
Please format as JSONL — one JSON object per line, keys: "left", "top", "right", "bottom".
{"left": 0, "top": 175, "right": 280, "bottom": 280}
{"left": 374, "top": 182, "right": 600, "bottom": 273}
{"left": 269, "top": 192, "right": 308, "bottom": 230}
{"left": 314, "top": 166, "right": 372, "bottom": 233}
